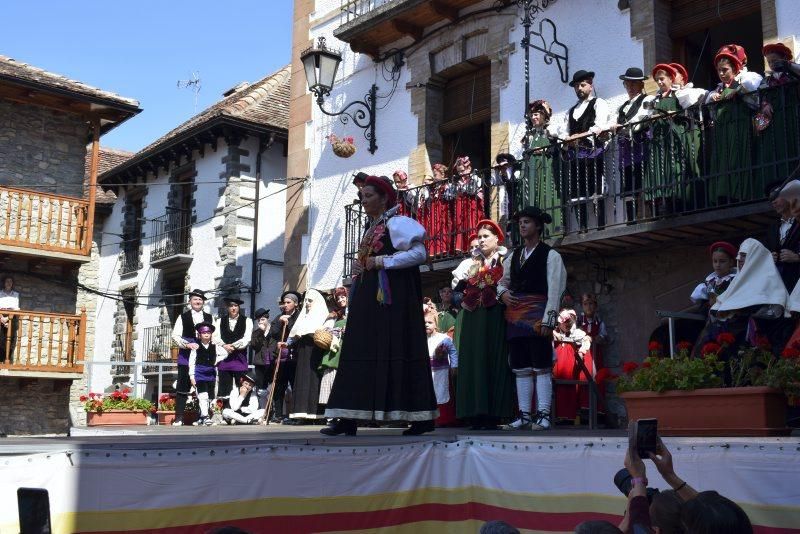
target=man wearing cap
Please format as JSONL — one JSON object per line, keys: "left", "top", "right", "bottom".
{"left": 552, "top": 70, "right": 612, "bottom": 231}
{"left": 611, "top": 67, "right": 653, "bottom": 223}
{"left": 498, "top": 206, "right": 567, "bottom": 431}
{"left": 263, "top": 290, "right": 302, "bottom": 421}
{"left": 189, "top": 322, "right": 226, "bottom": 426}
{"left": 221, "top": 372, "right": 265, "bottom": 425}
{"left": 213, "top": 296, "right": 253, "bottom": 397}
{"left": 352, "top": 172, "right": 369, "bottom": 203}
{"left": 170, "top": 289, "right": 212, "bottom": 425}
{"left": 249, "top": 307, "right": 271, "bottom": 409}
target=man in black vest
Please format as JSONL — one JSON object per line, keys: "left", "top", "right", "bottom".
{"left": 553, "top": 70, "right": 612, "bottom": 231}
{"left": 214, "top": 296, "right": 253, "bottom": 397}
{"left": 170, "top": 289, "right": 212, "bottom": 426}
{"left": 498, "top": 206, "right": 567, "bottom": 431}
{"left": 611, "top": 67, "right": 652, "bottom": 223}
{"left": 264, "top": 290, "right": 302, "bottom": 422}
{"left": 767, "top": 181, "right": 800, "bottom": 291}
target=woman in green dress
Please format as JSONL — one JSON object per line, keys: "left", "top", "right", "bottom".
{"left": 706, "top": 47, "right": 762, "bottom": 205}
{"left": 524, "top": 99, "right": 562, "bottom": 236}
{"left": 452, "top": 219, "right": 515, "bottom": 429}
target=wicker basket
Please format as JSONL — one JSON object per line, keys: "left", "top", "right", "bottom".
{"left": 331, "top": 140, "right": 356, "bottom": 158}
{"left": 313, "top": 328, "right": 333, "bottom": 350}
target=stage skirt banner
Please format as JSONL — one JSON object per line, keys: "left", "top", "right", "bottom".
{"left": 1, "top": 437, "right": 799, "bottom": 533}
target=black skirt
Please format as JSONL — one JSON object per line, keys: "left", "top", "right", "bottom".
{"left": 290, "top": 336, "right": 323, "bottom": 419}
{"left": 325, "top": 265, "right": 438, "bottom": 422}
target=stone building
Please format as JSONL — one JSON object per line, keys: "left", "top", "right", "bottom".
{"left": 286, "top": 0, "right": 800, "bottom": 418}
{"left": 0, "top": 55, "right": 140, "bottom": 435}
{"left": 90, "top": 66, "right": 290, "bottom": 400}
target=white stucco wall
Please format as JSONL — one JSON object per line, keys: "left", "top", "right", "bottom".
{"left": 301, "top": 0, "right": 645, "bottom": 289}
{"left": 776, "top": 0, "right": 800, "bottom": 56}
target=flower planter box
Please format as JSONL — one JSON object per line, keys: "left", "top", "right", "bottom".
{"left": 87, "top": 409, "right": 149, "bottom": 426}
{"left": 621, "top": 386, "right": 789, "bottom": 437}
{"left": 156, "top": 410, "right": 199, "bottom": 426}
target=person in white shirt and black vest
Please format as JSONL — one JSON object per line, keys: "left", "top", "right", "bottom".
{"left": 170, "top": 289, "right": 212, "bottom": 425}
{"left": 497, "top": 206, "right": 567, "bottom": 431}
{"left": 552, "top": 70, "right": 612, "bottom": 232}
{"left": 221, "top": 371, "right": 265, "bottom": 425}
{"left": 610, "top": 67, "right": 653, "bottom": 223}
{"left": 213, "top": 296, "right": 253, "bottom": 398}
{"left": 0, "top": 275, "right": 20, "bottom": 364}
{"left": 189, "top": 322, "right": 226, "bottom": 426}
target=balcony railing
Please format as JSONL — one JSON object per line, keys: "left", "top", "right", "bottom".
{"left": 119, "top": 243, "right": 140, "bottom": 275}
{"left": 150, "top": 209, "right": 191, "bottom": 266}
{"left": 340, "top": 0, "right": 392, "bottom": 25}
{"left": 342, "top": 82, "right": 800, "bottom": 275}
{"left": 141, "top": 324, "right": 176, "bottom": 374}
{"left": 0, "top": 186, "right": 90, "bottom": 256}
{"left": 0, "top": 308, "right": 85, "bottom": 374}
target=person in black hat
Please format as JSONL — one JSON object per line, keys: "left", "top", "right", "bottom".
{"left": 497, "top": 206, "right": 566, "bottom": 431}
{"left": 249, "top": 307, "right": 271, "bottom": 409}
{"left": 764, "top": 180, "right": 800, "bottom": 290}
{"left": 492, "top": 153, "right": 520, "bottom": 222}
{"left": 221, "top": 372, "right": 265, "bottom": 425}
{"left": 214, "top": 296, "right": 253, "bottom": 397}
{"left": 189, "top": 322, "right": 225, "bottom": 426}
{"left": 352, "top": 172, "right": 369, "bottom": 203}
{"left": 552, "top": 69, "right": 612, "bottom": 231}
{"left": 261, "top": 290, "right": 302, "bottom": 422}
{"left": 611, "top": 67, "right": 653, "bottom": 223}
{"left": 170, "top": 289, "right": 212, "bottom": 426}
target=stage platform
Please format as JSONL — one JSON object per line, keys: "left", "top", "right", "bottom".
{"left": 1, "top": 425, "right": 799, "bottom": 533}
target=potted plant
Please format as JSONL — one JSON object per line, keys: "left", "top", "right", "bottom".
{"left": 155, "top": 393, "right": 199, "bottom": 425}
{"left": 80, "top": 389, "right": 155, "bottom": 426}
{"left": 170, "top": 340, "right": 179, "bottom": 361}
{"left": 328, "top": 134, "right": 356, "bottom": 158}
{"left": 617, "top": 334, "right": 800, "bottom": 436}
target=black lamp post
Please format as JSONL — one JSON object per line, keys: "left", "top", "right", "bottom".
{"left": 300, "top": 37, "right": 379, "bottom": 154}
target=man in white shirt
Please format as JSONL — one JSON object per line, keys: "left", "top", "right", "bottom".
{"left": 213, "top": 296, "right": 253, "bottom": 396}
{"left": 170, "top": 289, "right": 212, "bottom": 425}
{"left": 552, "top": 70, "right": 612, "bottom": 231}
{"left": 0, "top": 275, "right": 20, "bottom": 363}
{"left": 221, "top": 372, "right": 265, "bottom": 424}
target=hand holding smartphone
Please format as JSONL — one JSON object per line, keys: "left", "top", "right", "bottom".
{"left": 629, "top": 418, "right": 658, "bottom": 459}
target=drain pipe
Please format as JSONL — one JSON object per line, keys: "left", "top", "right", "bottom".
{"left": 250, "top": 133, "right": 276, "bottom": 317}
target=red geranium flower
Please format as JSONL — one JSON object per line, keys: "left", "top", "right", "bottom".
{"left": 716, "top": 332, "right": 736, "bottom": 346}
{"left": 642, "top": 361, "right": 652, "bottom": 369}
{"left": 648, "top": 341, "right": 663, "bottom": 352}
{"left": 623, "top": 361, "right": 639, "bottom": 374}
{"left": 595, "top": 368, "right": 615, "bottom": 383}
{"left": 79, "top": 395, "right": 88, "bottom": 402}
{"left": 781, "top": 347, "right": 800, "bottom": 359}
{"left": 676, "top": 341, "right": 693, "bottom": 351}
{"left": 701, "top": 342, "right": 721, "bottom": 356}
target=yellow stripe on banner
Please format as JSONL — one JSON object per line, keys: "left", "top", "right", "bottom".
{"left": 60, "top": 486, "right": 800, "bottom": 533}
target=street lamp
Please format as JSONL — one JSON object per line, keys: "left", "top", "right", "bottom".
{"left": 300, "top": 37, "right": 379, "bottom": 154}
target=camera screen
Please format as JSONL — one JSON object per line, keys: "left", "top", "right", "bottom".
{"left": 17, "top": 488, "right": 51, "bottom": 534}
{"left": 636, "top": 419, "right": 658, "bottom": 457}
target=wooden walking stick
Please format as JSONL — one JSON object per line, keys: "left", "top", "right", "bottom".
{"left": 261, "top": 321, "right": 288, "bottom": 425}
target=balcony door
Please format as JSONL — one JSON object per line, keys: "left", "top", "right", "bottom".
{"left": 440, "top": 64, "right": 491, "bottom": 171}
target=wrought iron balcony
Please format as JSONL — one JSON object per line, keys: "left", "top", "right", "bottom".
{"left": 342, "top": 82, "right": 799, "bottom": 274}
{"left": 0, "top": 308, "right": 86, "bottom": 377}
{"left": 141, "top": 324, "right": 176, "bottom": 374}
{"left": 0, "top": 185, "right": 91, "bottom": 260}
{"left": 150, "top": 209, "right": 192, "bottom": 268}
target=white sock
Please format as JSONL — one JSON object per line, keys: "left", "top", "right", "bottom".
{"left": 515, "top": 374, "right": 533, "bottom": 414}
{"left": 198, "top": 391, "right": 209, "bottom": 418}
{"left": 535, "top": 371, "right": 552, "bottom": 414}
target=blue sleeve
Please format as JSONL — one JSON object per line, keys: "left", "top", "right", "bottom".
{"left": 444, "top": 337, "right": 458, "bottom": 368}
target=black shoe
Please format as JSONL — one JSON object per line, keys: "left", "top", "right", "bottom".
{"left": 320, "top": 418, "right": 357, "bottom": 436}
{"left": 402, "top": 420, "right": 435, "bottom": 436}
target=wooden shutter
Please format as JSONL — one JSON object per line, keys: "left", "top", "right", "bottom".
{"left": 440, "top": 66, "right": 491, "bottom": 135}
{"left": 670, "top": 0, "right": 760, "bottom": 38}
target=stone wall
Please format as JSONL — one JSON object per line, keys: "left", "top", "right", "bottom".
{"left": 0, "top": 378, "right": 71, "bottom": 435}
{"left": 0, "top": 261, "right": 78, "bottom": 314}
{"left": 0, "top": 100, "right": 87, "bottom": 198}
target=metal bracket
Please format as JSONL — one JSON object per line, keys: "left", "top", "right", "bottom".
{"left": 527, "top": 17, "right": 569, "bottom": 84}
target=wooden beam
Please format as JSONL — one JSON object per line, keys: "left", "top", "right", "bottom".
{"left": 85, "top": 117, "right": 100, "bottom": 255}
{"left": 391, "top": 19, "right": 423, "bottom": 41}
{"left": 430, "top": 0, "right": 459, "bottom": 21}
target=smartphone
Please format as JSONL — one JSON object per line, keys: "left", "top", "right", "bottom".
{"left": 17, "top": 488, "right": 51, "bottom": 534}
{"left": 632, "top": 418, "right": 658, "bottom": 458}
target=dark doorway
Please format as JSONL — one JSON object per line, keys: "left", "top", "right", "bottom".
{"left": 162, "top": 272, "right": 187, "bottom": 324}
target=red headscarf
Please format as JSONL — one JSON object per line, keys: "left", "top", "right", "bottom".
{"left": 364, "top": 175, "right": 397, "bottom": 207}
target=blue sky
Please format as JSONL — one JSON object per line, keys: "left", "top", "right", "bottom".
{"left": 4, "top": 2, "right": 293, "bottom": 152}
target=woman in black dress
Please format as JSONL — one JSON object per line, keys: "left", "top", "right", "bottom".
{"left": 321, "top": 175, "right": 438, "bottom": 436}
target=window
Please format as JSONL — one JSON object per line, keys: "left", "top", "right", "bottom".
{"left": 439, "top": 64, "right": 491, "bottom": 170}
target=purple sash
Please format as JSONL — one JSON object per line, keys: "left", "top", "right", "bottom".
{"left": 177, "top": 336, "right": 196, "bottom": 366}
{"left": 217, "top": 348, "right": 248, "bottom": 372}
{"left": 194, "top": 364, "right": 216, "bottom": 382}
{"left": 504, "top": 294, "right": 547, "bottom": 339}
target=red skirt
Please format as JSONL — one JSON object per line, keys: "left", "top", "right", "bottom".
{"left": 553, "top": 342, "right": 596, "bottom": 421}
{"left": 454, "top": 195, "right": 483, "bottom": 253}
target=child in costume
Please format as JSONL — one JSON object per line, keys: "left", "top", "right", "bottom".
{"left": 424, "top": 301, "right": 459, "bottom": 427}
{"left": 552, "top": 309, "right": 592, "bottom": 423}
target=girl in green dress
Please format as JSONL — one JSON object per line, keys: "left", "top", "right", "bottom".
{"left": 524, "top": 99, "right": 562, "bottom": 236}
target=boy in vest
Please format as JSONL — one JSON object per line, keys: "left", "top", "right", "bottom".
{"left": 221, "top": 372, "right": 265, "bottom": 425}
{"left": 214, "top": 296, "right": 253, "bottom": 397}
{"left": 189, "top": 322, "right": 226, "bottom": 426}
{"left": 498, "top": 206, "right": 567, "bottom": 430}
{"left": 170, "top": 289, "right": 212, "bottom": 426}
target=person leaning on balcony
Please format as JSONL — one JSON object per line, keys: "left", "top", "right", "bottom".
{"left": 170, "top": 288, "right": 212, "bottom": 426}
{"left": 705, "top": 45, "right": 763, "bottom": 206}
{"left": 213, "top": 296, "right": 253, "bottom": 397}
{"left": 551, "top": 70, "right": 612, "bottom": 231}
{"left": 0, "top": 275, "right": 20, "bottom": 364}
{"left": 609, "top": 67, "right": 653, "bottom": 223}
{"left": 524, "top": 100, "right": 562, "bottom": 235}
{"left": 755, "top": 43, "right": 800, "bottom": 187}
{"left": 451, "top": 219, "right": 514, "bottom": 430}
{"left": 498, "top": 206, "right": 567, "bottom": 431}
{"left": 765, "top": 181, "right": 800, "bottom": 292}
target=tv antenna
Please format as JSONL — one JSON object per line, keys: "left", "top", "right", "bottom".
{"left": 177, "top": 71, "right": 202, "bottom": 113}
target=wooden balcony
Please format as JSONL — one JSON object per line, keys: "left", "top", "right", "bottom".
{"left": 0, "top": 308, "right": 85, "bottom": 378}
{"left": 0, "top": 185, "right": 91, "bottom": 262}
{"left": 335, "top": 0, "right": 490, "bottom": 57}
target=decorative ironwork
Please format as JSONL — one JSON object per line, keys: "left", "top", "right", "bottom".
{"left": 529, "top": 18, "right": 568, "bottom": 84}
{"left": 316, "top": 84, "right": 379, "bottom": 154}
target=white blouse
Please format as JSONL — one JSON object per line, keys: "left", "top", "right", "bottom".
{"left": 0, "top": 289, "right": 20, "bottom": 310}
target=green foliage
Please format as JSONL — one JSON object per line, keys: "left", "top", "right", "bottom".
{"left": 80, "top": 389, "right": 154, "bottom": 413}
{"left": 616, "top": 355, "right": 724, "bottom": 393}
